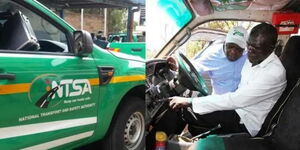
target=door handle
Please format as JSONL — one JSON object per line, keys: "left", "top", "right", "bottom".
{"left": 0, "top": 73, "right": 16, "bottom": 80}
{"left": 131, "top": 48, "right": 142, "bottom": 52}
{"left": 97, "top": 66, "right": 114, "bottom": 85}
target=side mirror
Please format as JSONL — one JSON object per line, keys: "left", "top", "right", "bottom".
{"left": 73, "top": 30, "right": 93, "bottom": 57}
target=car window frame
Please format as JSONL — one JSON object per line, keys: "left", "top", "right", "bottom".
{"left": 168, "top": 19, "right": 262, "bottom": 57}
{"left": 0, "top": 0, "right": 75, "bottom": 56}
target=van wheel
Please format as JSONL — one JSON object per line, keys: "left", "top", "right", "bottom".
{"left": 103, "top": 97, "right": 145, "bottom": 150}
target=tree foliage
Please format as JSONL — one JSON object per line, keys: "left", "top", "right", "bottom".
{"left": 185, "top": 41, "right": 209, "bottom": 59}
{"left": 107, "top": 8, "right": 127, "bottom": 34}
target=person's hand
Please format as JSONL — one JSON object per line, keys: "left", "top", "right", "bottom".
{"left": 167, "top": 56, "right": 178, "bottom": 71}
{"left": 169, "top": 96, "right": 191, "bottom": 110}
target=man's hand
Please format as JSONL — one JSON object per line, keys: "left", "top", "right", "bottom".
{"left": 167, "top": 56, "right": 178, "bottom": 71}
{"left": 169, "top": 96, "right": 191, "bottom": 109}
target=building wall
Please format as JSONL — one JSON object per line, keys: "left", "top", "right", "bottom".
{"left": 63, "top": 10, "right": 105, "bottom": 34}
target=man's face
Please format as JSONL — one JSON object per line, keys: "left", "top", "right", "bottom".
{"left": 225, "top": 43, "right": 244, "bottom": 61}
{"left": 247, "top": 34, "right": 273, "bottom": 66}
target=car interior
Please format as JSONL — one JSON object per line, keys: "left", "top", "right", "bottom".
{"left": 0, "top": 10, "right": 39, "bottom": 51}
{"left": 146, "top": 16, "right": 300, "bottom": 150}
{"left": 146, "top": 33, "right": 300, "bottom": 150}
{"left": 0, "top": 9, "right": 67, "bottom": 53}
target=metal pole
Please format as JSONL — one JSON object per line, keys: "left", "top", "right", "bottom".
{"left": 127, "top": 8, "right": 133, "bottom": 42}
{"left": 127, "top": 7, "right": 139, "bottom": 42}
{"left": 81, "top": 8, "right": 84, "bottom": 30}
{"left": 104, "top": 8, "right": 107, "bottom": 37}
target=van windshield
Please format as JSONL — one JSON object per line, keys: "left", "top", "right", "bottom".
{"left": 147, "top": 0, "right": 192, "bottom": 58}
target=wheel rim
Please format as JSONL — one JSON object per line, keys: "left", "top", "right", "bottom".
{"left": 124, "top": 111, "right": 145, "bottom": 149}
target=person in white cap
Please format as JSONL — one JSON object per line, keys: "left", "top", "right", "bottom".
{"left": 192, "top": 26, "right": 248, "bottom": 95}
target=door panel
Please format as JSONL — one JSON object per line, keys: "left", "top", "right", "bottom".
{"left": 0, "top": 53, "right": 99, "bottom": 149}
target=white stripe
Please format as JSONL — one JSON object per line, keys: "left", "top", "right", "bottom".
{"left": 0, "top": 117, "right": 97, "bottom": 139}
{"left": 22, "top": 131, "right": 94, "bottom": 150}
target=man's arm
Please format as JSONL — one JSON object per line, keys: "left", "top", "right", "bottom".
{"left": 192, "top": 71, "right": 286, "bottom": 114}
{"left": 192, "top": 44, "right": 222, "bottom": 74}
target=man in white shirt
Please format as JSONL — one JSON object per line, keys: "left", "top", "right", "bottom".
{"left": 169, "top": 23, "right": 287, "bottom": 136}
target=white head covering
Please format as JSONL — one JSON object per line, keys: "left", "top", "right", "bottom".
{"left": 225, "top": 26, "right": 248, "bottom": 49}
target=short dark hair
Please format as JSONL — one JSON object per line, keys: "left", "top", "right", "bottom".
{"left": 249, "top": 23, "right": 278, "bottom": 46}
{"left": 96, "top": 35, "right": 102, "bottom": 39}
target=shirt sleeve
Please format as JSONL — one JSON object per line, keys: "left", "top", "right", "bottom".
{"left": 191, "top": 68, "right": 287, "bottom": 114}
{"left": 192, "top": 44, "right": 222, "bottom": 74}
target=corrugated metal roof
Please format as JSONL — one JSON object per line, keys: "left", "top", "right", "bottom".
{"left": 38, "top": 0, "right": 145, "bottom": 8}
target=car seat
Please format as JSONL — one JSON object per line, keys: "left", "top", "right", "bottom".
{"left": 0, "top": 11, "right": 39, "bottom": 51}
{"left": 257, "top": 36, "right": 300, "bottom": 137}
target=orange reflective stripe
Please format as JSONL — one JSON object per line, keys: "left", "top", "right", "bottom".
{"left": 110, "top": 75, "right": 145, "bottom": 83}
{"left": 0, "top": 83, "right": 31, "bottom": 95}
{"left": 0, "top": 75, "right": 144, "bottom": 95}
{"left": 88, "top": 78, "right": 100, "bottom": 86}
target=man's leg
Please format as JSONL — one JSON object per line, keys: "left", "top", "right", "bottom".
{"left": 183, "top": 109, "right": 248, "bottom": 136}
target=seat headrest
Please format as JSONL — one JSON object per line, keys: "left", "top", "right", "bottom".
{"left": 280, "top": 36, "right": 300, "bottom": 69}
{"left": 0, "top": 11, "right": 38, "bottom": 50}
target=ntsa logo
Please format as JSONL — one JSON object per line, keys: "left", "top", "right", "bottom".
{"left": 51, "top": 79, "right": 92, "bottom": 99}
{"left": 29, "top": 75, "right": 93, "bottom": 108}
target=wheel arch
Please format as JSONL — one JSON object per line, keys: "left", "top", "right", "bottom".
{"left": 103, "top": 84, "right": 145, "bottom": 137}
{"left": 98, "top": 84, "right": 145, "bottom": 149}
{"left": 121, "top": 85, "right": 145, "bottom": 103}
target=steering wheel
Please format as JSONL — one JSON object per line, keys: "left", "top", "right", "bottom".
{"left": 175, "top": 52, "right": 208, "bottom": 96}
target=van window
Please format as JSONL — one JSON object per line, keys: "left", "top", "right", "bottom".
{"left": 178, "top": 20, "right": 260, "bottom": 59}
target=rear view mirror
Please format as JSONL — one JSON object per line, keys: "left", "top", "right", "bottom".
{"left": 73, "top": 30, "right": 93, "bottom": 57}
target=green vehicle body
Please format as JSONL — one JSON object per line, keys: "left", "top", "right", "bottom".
{"left": 107, "top": 33, "right": 145, "bottom": 59}
{"left": 0, "top": 0, "right": 145, "bottom": 149}
{"left": 108, "top": 42, "right": 146, "bottom": 59}
{"left": 107, "top": 33, "right": 144, "bottom": 43}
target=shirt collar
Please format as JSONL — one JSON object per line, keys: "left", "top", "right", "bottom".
{"left": 257, "top": 52, "right": 277, "bottom": 68}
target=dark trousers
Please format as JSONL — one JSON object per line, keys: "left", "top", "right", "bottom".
{"left": 183, "top": 108, "right": 248, "bottom": 136}
{"left": 146, "top": 107, "right": 248, "bottom": 150}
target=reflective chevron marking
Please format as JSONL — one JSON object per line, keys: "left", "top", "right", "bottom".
{"left": 22, "top": 131, "right": 94, "bottom": 150}
{"left": 0, "top": 117, "right": 97, "bottom": 139}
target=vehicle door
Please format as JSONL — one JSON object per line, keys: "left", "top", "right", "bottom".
{"left": 0, "top": 1, "right": 99, "bottom": 149}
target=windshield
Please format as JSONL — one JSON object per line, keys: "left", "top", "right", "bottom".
{"left": 147, "top": 0, "right": 192, "bottom": 58}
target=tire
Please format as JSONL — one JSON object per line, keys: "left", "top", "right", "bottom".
{"left": 102, "top": 97, "right": 145, "bottom": 150}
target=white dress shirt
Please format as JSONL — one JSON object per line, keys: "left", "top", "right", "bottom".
{"left": 191, "top": 52, "right": 287, "bottom": 136}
